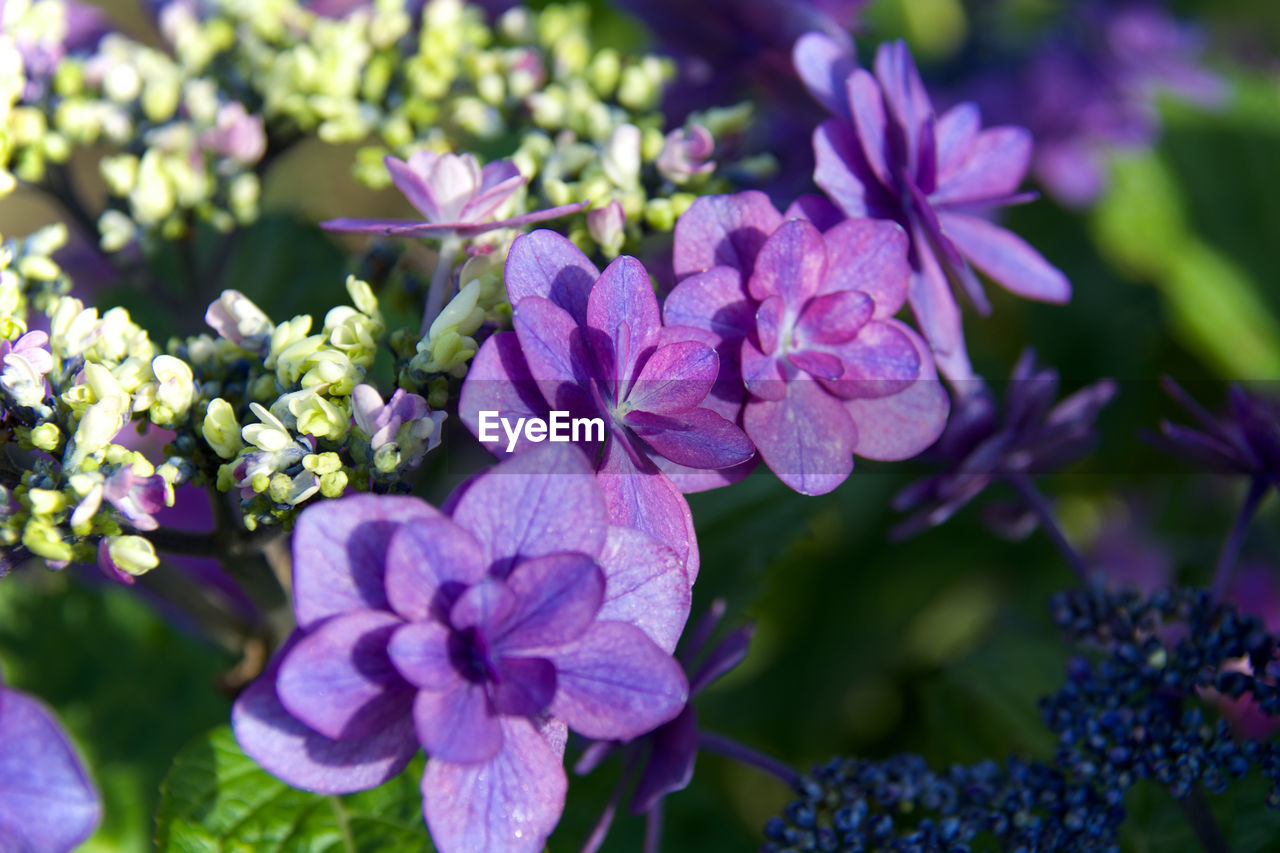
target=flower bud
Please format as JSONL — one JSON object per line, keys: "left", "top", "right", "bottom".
{"left": 202, "top": 398, "right": 243, "bottom": 459}
{"left": 150, "top": 354, "right": 195, "bottom": 424}
{"left": 100, "top": 534, "right": 159, "bottom": 580}
{"left": 587, "top": 200, "right": 626, "bottom": 257}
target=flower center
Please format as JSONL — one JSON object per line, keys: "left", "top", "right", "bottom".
{"left": 452, "top": 626, "right": 500, "bottom": 685}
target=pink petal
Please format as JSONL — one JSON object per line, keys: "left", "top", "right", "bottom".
{"left": 422, "top": 717, "right": 566, "bottom": 853}
{"left": 935, "top": 102, "right": 981, "bottom": 178}
{"left": 819, "top": 318, "right": 920, "bottom": 399}
{"left": 672, "top": 191, "right": 782, "bottom": 279}
{"left": 844, "top": 320, "right": 950, "bottom": 461}
{"left": 597, "top": 442, "right": 699, "bottom": 581}
{"left": 626, "top": 407, "right": 756, "bottom": 470}
{"left": 747, "top": 218, "right": 827, "bottom": 304}
{"left": 626, "top": 340, "right": 719, "bottom": 415}
{"left": 596, "top": 526, "right": 690, "bottom": 654}
{"left": 384, "top": 155, "right": 440, "bottom": 220}
{"left": 790, "top": 348, "right": 845, "bottom": 380}
{"left": 846, "top": 68, "right": 892, "bottom": 190}
{"left": 819, "top": 218, "right": 911, "bottom": 317}
{"left": 498, "top": 553, "right": 604, "bottom": 650}
{"left": 744, "top": 381, "right": 856, "bottom": 495}
{"left": 741, "top": 339, "right": 787, "bottom": 401}
{"left": 661, "top": 266, "right": 754, "bottom": 344}
{"left": 905, "top": 221, "right": 974, "bottom": 382}
{"left": 586, "top": 255, "right": 661, "bottom": 385}
{"left": 512, "top": 296, "right": 598, "bottom": 414}
{"left": 932, "top": 127, "right": 1033, "bottom": 206}
{"left": 814, "top": 119, "right": 875, "bottom": 219}
{"left": 795, "top": 290, "right": 874, "bottom": 346}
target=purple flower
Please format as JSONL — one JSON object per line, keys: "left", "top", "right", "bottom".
{"left": 199, "top": 102, "right": 267, "bottom": 165}
{"left": 0, "top": 681, "right": 101, "bottom": 852}
{"left": 10, "top": 0, "right": 108, "bottom": 99}
{"left": 1148, "top": 378, "right": 1280, "bottom": 484}
{"left": 0, "top": 330, "right": 54, "bottom": 410}
{"left": 656, "top": 125, "right": 716, "bottom": 184}
{"left": 233, "top": 444, "right": 690, "bottom": 853}
{"left": 796, "top": 36, "right": 1071, "bottom": 381}
{"left": 666, "top": 191, "right": 949, "bottom": 495}
{"left": 351, "top": 384, "right": 446, "bottom": 469}
{"left": 322, "top": 152, "right": 584, "bottom": 239}
{"left": 102, "top": 466, "right": 170, "bottom": 531}
{"left": 892, "top": 350, "right": 1116, "bottom": 538}
{"left": 459, "top": 230, "right": 756, "bottom": 575}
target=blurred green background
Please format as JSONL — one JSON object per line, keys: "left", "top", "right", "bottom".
{"left": 3, "top": 0, "right": 1280, "bottom": 850}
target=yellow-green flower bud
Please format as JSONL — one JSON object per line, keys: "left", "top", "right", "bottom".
{"left": 202, "top": 398, "right": 243, "bottom": 459}
{"left": 104, "top": 534, "right": 159, "bottom": 577}
{"left": 22, "top": 518, "right": 72, "bottom": 563}
{"left": 318, "top": 470, "right": 348, "bottom": 498}
{"left": 150, "top": 354, "right": 195, "bottom": 424}
{"left": 28, "top": 488, "right": 67, "bottom": 517}
{"left": 29, "top": 422, "right": 60, "bottom": 452}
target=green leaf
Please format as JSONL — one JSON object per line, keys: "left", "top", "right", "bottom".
{"left": 155, "top": 725, "right": 432, "bottom": 853}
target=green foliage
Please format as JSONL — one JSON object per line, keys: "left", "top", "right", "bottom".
{"left": 155, "top": 725, "right": 431, "bottom": 853}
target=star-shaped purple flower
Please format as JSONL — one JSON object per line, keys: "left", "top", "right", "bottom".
{"left": 459, "top": 230, "right": 756, "bottom": 575}
{"left": 321, "top": 152, "right": 584, "bottom": 239}
{"left": 0, "top": 680, "right": 102, "bottom": 852}
{"left": 665, "top": 191, "right": 949, "bottom": 495}
{"left": 795, "top": 35, "right": 1071, "bottom": 381}
{"left": 233, "top": 444, "right": 691, "bottom": 853}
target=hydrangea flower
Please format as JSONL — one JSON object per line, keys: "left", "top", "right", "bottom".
{"left": 1149, "top": 378, "right": 1280, "bottom": 483}
{"left": 350, "top": 384, "right": 446, "bottom": 474}
{"left": 665, "top": 191, "right": 949, "bottom": 495}
{"left": 0, "top": 679, "right": 102, "bottom": 852}
{"left": 795, "top": 36, "right": 1071, "bottom": 381}
{"left": 0, "top": 330, "right": 54, "bottom": 410}
{"left": 321, "top": 152, "right": 584, "bottom": 239}
{"left": 459, "top": 230, "right": 756, "bottom": 573}
{"left": 234, "top": 444, "right": 691, "bottom": 853}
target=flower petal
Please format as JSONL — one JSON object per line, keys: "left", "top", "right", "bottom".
{"left": 458, "top": 332, "right": 553, "bottom": 457}
{"left": 672, "top": 191, "right": 782, "bottom": 279}
{"left": 846, "top": 68, "right": 892, "bottom": 190}
{"left": 385, "top": 155, "right": 441, "bottom": 220}
{"left": 586, "top": 255, "right": 661, "bottom": 385}
{"left": 505, "top": 230, "right": 600, "bottom": 325}
{"left": 630, "top": 705, "right": 698, "bottom": 815}
{"left": 387, "top": 620, "right": 459, "bottom": 691}
{"left": 662, "top": 267, "right": 754, "bottom": 344}
{"left": 873, "top": 40, "right": 932, "bottom": 170}
{"left": 932, "top": 127, "right": 1032, "bottom": 206}
{"left": 741, "top": 339, "right": 787, "bottom": 401}
{"left": 491, "top": 656, "right": 556, "bottom": 717}
{"left": 844, "top": 320, "right": 950, "bottom": 461}
{"left": 795, "top": 290, "right": 874, "bottom": 347}
{"left": 783, "top": 194, "right": 846, "bottom": 232}
{"left": 498, "top": 552, "right": 604, "bottom": 651}
{"left": 626, "top": 340, "right": 719, "bottom": 415}
{"left": 935, "top": 102, "right": 981, "bottom": 178}
{"left": 276, "top": 610, "right": 412, "bottom": 742}
{"left": 512, "top": 296, "right": 599, "bottom": 413}
{"left": 450, "top": 443, "right": 608, "bottom": 576}
{"left": 820, "top": 318, "right": 920, "bottom": 399}
{"left": 793, "top": 32, "right": 856, "bottom": 122}
{"left": 385, "top": 518, "right": 488, "bottom": 622}
{"left": 0, "top": 687, "right": 101, "bottom": 853}
{"left": 597, "top": 442, "right": 699, "bottom": 581}
{"left": 549, "top": 621, "right": 688, "bottom": 740}
{"left": 292, "top": 494, "right": 441, "bottom": 630}
{"left": 790, "top": 348, "right": 845, "bottom": 381}
{"left": 626, "top": 407, "right": 756, "bottom": 470}
{"left": 747, "top": 216, "right": 827, "bottom": 305}
{"left": 413, "top": 682, "right": 503, "bottom": 764}
{"left": 906, "top": 222, "right": 974, "bottom": 382}
{"left": 939, "top": 213, "right": 1071, "bottom": 304}
{"left": 819, "top": 218, "right": 911, "bottom": 317}
{"left": 596, "top": 525, "right": 690, "bottom": 654}
{"left": 814, "top": 119, "right": 876, "bottom": 219}
{"left": 451, "top": 578, "right": 517, "bottom": 633}
{"left": 422, "top": 717, "right": 567, "bottom": 853}
{"left": 232, "top": 640, "right": 418, "bottom": 795}
{"left": 744, "top": 380, "right": 856, "bottom": 495}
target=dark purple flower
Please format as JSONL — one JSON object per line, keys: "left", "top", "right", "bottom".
{"left": 234, "top": 444, "right": 690, "bottom": 853}
{"left": 1149, "top": 378, "right": 1280, "bottom": 484}
{"left": 796, "top": 36, "right": 1071, "bottom": 381}
{"left": 892, "top": 350, "right": 1116, "bottom": 538}
{"left": 459, "top": 230, "right": 756, "bottom": 575}
{"left": 322, "top": 152, "right": 584, "bottom": 239}
{"left": 666, "top": 191, "right": 949, "bottom": 495}
{"left": 0, "top": 681, "right": 102, "bottom": 852}
{"left": 958, "top": 2, "right": 1223, "bottom": 208}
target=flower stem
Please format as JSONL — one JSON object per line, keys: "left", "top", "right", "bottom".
{"left": 1211, "top": 475, "right": 1268, "bottom": 598}
{"left": 642, "top": 799, "right": 664, "bottom": 853}
{"left": 1178, "top": 788, "right": 1228, "bottom": 853}
{"left": 420, "top": 235, "right": 461, "bottom": 337}
{"left": 1005, "top": 473, "right": 1088, "bottom": 583}
{"left": 699, "top": 730, "right": 799, "bottom": 787}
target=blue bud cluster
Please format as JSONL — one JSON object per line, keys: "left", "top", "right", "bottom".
{"left": 763, "top": 588, "right": 1280, "bottom": 852}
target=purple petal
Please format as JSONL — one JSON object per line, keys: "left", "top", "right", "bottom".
{"left": 819, "top": 218, "right": 911, "bottom": 317}
{"left": 422, "top": 717, "right": 566, "bottom": 853}
{"left": 820, "top": 318, "right": 921, "bottom": 399}
{"left": 630, "top": 705, "right": 698, "bottom": 815}
{"left": 498, "top": 553, "right": 604, "bottom": 651}
{"left": 321, "top": 217, "right": 433, "bottom": 233}
{"left": 276, "top": 610, "right": 412, "bottom": 742}
{"left": 741, "top": 339, "right": 787, "bottom": 401}
{"left": 548, "top": 621, "right": 688, "bottom": 740}
{"left": 0, "top": 687, "right": 101, "bottom": 853}
{"left": 796, "top": 290, "right": 874, "bottom": 346}
{"left": 232, "top": 640, "right": 418, "bottom": 795}
{"left": 844, "top": 320, "right": 950, "bottom": 461}
{"left": 445, "top": 202, "right": 586, "bottom": 238}
{"left": 385, "top": 155, "right": 440, "bottom": 220}
{"left": 596, "top": 525, "right": 690, "bottom": 654}
{"left": 512, "top": 296, "right": 598, "bottom": 414}
{"left": 744, "top": 381, "right": 856, "bottom": 495}
{"left": 626, "top": 407, "right": 756, "bottom": 470}
{"left": 384, "top": 519, "right": 487, "bottom": 622}
{"left": 387, "top": 621, "right": 458, "bottom": 691}
{"left": 690, "top": 625, "right": 755, "bottom": 694}
{"left": 939, "top": 214, "right": 1071, "bottom": 304}
{"left": 647, "top": 451, "right": 757, "bottom": 495}
{"left": 846, "top": 68, "right": 892, "bottom": 190}
{"left": 906, "top": 222, "right": 973, "bottom": 382}
{"left": 587, "top": 255, "right": 661, "bottom": 385}
{"left": 672, "top": 191, "right": 783, "bottom": 279}
{"left": 932, "top": 127, "right": 1032, "bottom": 206}
{"left": 505, "top": 230, "right": 599, "bottom": 326}
{"left": 662, "top": 266, "right": 754, "bottom": 344}
{"left": 790, "top": 349, "right": 845, "bottom": 380}
{"left": 873, "top": 40, "right": 932, "bottom": 168}
{"left": 755, "top": 295, "right": 785, "bottom": 355}
{"left": 783, "top": 194, "right": 846, "bottom": 232}
{"left": 459, "top": 332, "right": 554, "bottom": 457}
{"left": 935, "top": 102, "right": 981, "bottom": 177}
{"left": 626, "top": 340, "right": 719, "bottom": 415}
{"left": 814, "top": 119, "right": 875, "bottom": 218}
{"left": 450, "top": 443, "right": 608, "bottom": 575}
{"left": 292, "top": 495, "right": 441, "bottom": 630}
{"left": 597, "top": 442, "right": 699, "bottom": 581}
{"left": 793, "top": 32, "right": 856, "bottom": 122}
{"left": 413, "top": 682, "right": 503, "bottom": 764}
{"left": 748, "top": 218, "right": 827, "bottom": 304}
{"left": 450, "top": 578, "right": 517, "bottom": 633}
{"left": 460, "top": 163, "right": 526, "bottom": 222}
{"left": 491, "top": 656, "right": 557, "bottom": 717}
